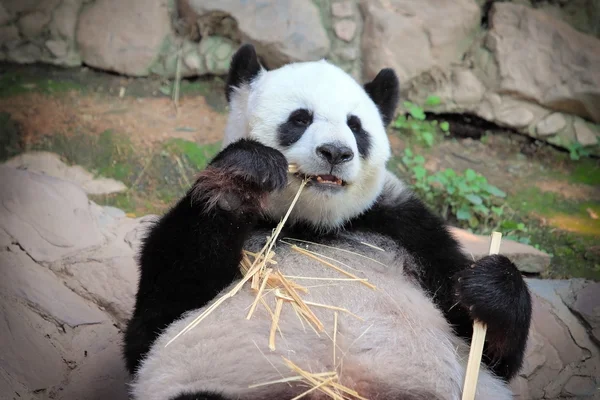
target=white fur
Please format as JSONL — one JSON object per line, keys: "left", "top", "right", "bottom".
{"left": 131, "top": 232, "right": 512, "bottom": 400}
{"left": 223, "top": 60, "right": 392, "bottom": 230}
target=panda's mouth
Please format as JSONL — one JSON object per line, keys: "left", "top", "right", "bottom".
{"left": 293, "top": 172, "right": 346, "bottom": 187}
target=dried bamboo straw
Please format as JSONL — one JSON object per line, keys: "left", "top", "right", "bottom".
{"left": 461, "top": 231, "right": 502, "bottom": 400}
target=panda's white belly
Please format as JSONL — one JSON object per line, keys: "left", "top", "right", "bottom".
{"left": 131, "top": 231, "right": 512, "bottom": 400}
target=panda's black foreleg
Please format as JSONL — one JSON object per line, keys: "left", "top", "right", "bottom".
{"left": 122, "top": 138, "right": 288, "bottom": 375}
{"left": 352, "top": 191, "right": 532, "bottom": 382}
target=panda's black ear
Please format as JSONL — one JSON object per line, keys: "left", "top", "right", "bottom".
{"left": 225, "top": 44, "right": 262, "bottom": 103}
{"left": 363, "top": 68, "right": 400, "bottom": 127}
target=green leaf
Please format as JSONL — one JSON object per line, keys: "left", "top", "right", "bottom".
{"left": 486, "top": 185, "right": 506, "bottom": 198}
{"left": 464, "top": 169, "right": 477, "bottom": 181}
{"left": 457, "top": 207, "right": 472, "bottom": 220}
{"left": 491, "top": 206, "right": 503, "bottom": 216}
{"left": 465, "top": 194, "right": 483, "bottom": 205}
{"left": 440, "top": 121, "right": 450, "bottom": 132}
{"left": 425, "top": 95, "right": 441, "bottom": 106}
{"left": 414, "top": 166, "right": 427, "bottom": 180}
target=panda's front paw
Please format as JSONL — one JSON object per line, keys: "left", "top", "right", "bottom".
{"left": 191, "top": 139, "right": 288, "bottom": 213}
{"left": 455, "top": 254, "right": 532, "bottom": 353}
{"left": 209, "top": 138, "right": 288, "bottom": 192}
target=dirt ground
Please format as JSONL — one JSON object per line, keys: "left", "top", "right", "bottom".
{"left": 0, "top": 62, "right": 598, "bottom": 280}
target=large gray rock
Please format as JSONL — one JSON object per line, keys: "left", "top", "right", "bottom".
{"left": 486, "top": 3, "right": 600, "bottom": 124}
{"left": 5, "top": 152, "right": 127, "bottom": 195}
{"left": 76, "top": 0, "right": 172, "bottom": 76}
{"left": 0, "top": 300, "right": 67, "bottom": 394}
{"left": 180, "top": 0, "right": 330, "bottom": 68}
{"left": 0, "top": 245, "right": 107, "bottom": 327}
{"left": 0, "top": 0, "right": 82, "bottom": 67}
{"left": 360, "top": 0, "right": 480, "bottom": 81}
{"left": 0, "top": 166, "right": 105, "bottom": 263}
{"left": 449, "top": 227, "right": 551, "bottom": 273}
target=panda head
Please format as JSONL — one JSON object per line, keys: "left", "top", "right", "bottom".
{"left": 223, "top": 44, "right": 400, "bottom": 230}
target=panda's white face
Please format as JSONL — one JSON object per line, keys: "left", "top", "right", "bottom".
{"left": 224, "top": 60, "right": 393, "bottom": 230}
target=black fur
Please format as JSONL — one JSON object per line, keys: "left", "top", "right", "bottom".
{"left": 350, "top": 192, "right": 532, "bottom": 381}
{"left": 363, "top": 68, "right": 400, "bottom": 126}
{"left": 277, "top": 108, "right": 313, "bottom": 147}
{"left": 122, "top": 139, "right": 288, "bottom": 375}
{"left": 225, "top": 43, "right": 262, "bottom": 103}
{"left": 347, "top": 115, "right": 371, "bottom": 158}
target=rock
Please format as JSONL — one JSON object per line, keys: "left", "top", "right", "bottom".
{"left": 360, "top": 0, "right": 480, "bottom": 81}
{"left": 522, "top": 279, "right": 600, "bottom": 399}
{"left": 0, "top": 166, "right": 105, "bottom": 263}
{"left": 0, "top": 246, "right": 106, "bottom": 327}
{"left": 451, "top": 69, "right": 486, "bottom": 105}
{"left": 0, "top": 3, "right": 12, "bottom": 25}
{"left": 199, "top": 35, "right": 236, "bottom": 75}
{"left": 450, "top": 227, "right": 551, "bottom": 273}
{"left": 4, "top": 151, "right": 127, "bottom": 195}
{"left": 487, "top": 3, "right": 600, "bottom": 123}
{"left": 7, "top": 42, "right": 41, "bottom": 63}
{"left": 181, "top": 0, "right": 330, "bottom": 68}
{"left": 60, "top": 253, "right": 138, "bottom": 327}
{"left": 334, "top": 20, "right": 357, "bottom": 42}
{"left": 76, "top": 0, "right": 172, "bottom": 76}
{"left": 0, "top": 25, "right": 19, "bottom": 46}
{"left": 17, "top": 11, "right": 51, "bottom": 39}
{"left": 536, "top": 113, "right": 567, "bottom": 137}
{"left": 574, "top": 120, "right": 600, "bottom": 146}
{"left": 0, "top": 300, "right": 67, "bottom": 392}
{"left": 332, "top": 1, "right": 354, "bottom": 18}
{"left": 561, "top": 281, "right": 600, "bottom": 344}
{"left": 59, "top": 323, "right": 129, "bottom": 400}
{"left": 495, "top": 105, "right": 535, "bottom": 128}
{"left": 46, "top": 39, "right": 68, "bottom": 58}
{"left": 562, "top": 375, "right": 597, "bottom": 397}
{"left": 334, "top": 46, "right": 359, "bottom": 61}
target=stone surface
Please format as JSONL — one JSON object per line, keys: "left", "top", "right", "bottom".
{"left": 0, "top": 300, "right": 67, "bottom": 393}
{"left": 182, "top": 0, "right": 330, "bottom": 68}
{"left": 452, "top": 69, "right": 486, "bottom": 105}
{"left": 76, "top": 0, "right": 172, "bottom": 76}
{"left": 536, "top": 113, "right": 567, "bottom": 137}
{"left": 1, "top": 246, "right": 107, "bottom": 327}
{"left": 487, "top": 3, "right": 600, "bottom": 123}
{"left": 574, "top": 120, "right": 600, "bottom": 147}
{"left": 0, "top": 3, "right": 12, "bottom": 25}
{"left": 4, "top": 151, "right": 127, "bottom": 195}
{"left": 449, "top": 227, "right": 551, "bottom": 273}
{"left": 46, "top": 39, "right": 68, "bottom": 58}
{"left": 334, "top": 20, "right": 357, "bottom": 42}
{"left": 332, "top": 1, "right": 354, "bottom": 18}
{"left": 0, "top": 165, "right": 105, "bottom": 263}
{"left": 360, "top": 0, "right": 481, "bottom": 81}
{"left": 17, "top": 11, "right": 50, "bottom": 39}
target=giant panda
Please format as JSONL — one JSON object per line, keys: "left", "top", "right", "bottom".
{"left": 122, "top": 44, "right": 532, "bottom": 400}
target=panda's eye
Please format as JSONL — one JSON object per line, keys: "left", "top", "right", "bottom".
{"left": 289, "top": 109, "right": 313, "bottom": 127}
{"left": 347, "top": 115, "right": 362, "bottom": 133}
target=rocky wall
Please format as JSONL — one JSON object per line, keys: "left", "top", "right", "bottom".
{"left": 0, "top": 0, "right": 598, "bottom": 154}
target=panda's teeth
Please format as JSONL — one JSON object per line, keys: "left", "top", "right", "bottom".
{"left": 316, "top": 176, "right": 324, "bottom": 183}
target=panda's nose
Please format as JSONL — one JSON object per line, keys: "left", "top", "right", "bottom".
{"left": 316, "top": 143, "right": 354, "bottom": 165}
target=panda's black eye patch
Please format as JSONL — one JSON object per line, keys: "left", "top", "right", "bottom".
{"left": 347, "top": 115, "right": 362, "bottom": 133}
{"left": 278, "top": 108, "right": 313, "bottom": 147}
{"left": 289, "top": 109, "right": 313, "bottom": 127}
{"left": 347, "top": 114, "right": 371, "bottom": 158}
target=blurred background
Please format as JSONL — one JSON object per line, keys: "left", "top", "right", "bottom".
{"left": 0, "top": 1, "right": 598, "bottom": 399}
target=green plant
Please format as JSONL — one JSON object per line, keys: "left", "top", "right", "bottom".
{"left": 567, "top": 142, "right": 593, "bottom": 160}
{"left": 400, "top": 148, "right": 506, "bottom": 230}
{"left": 392, "top": 96, "right": 450, "bottom": 148}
